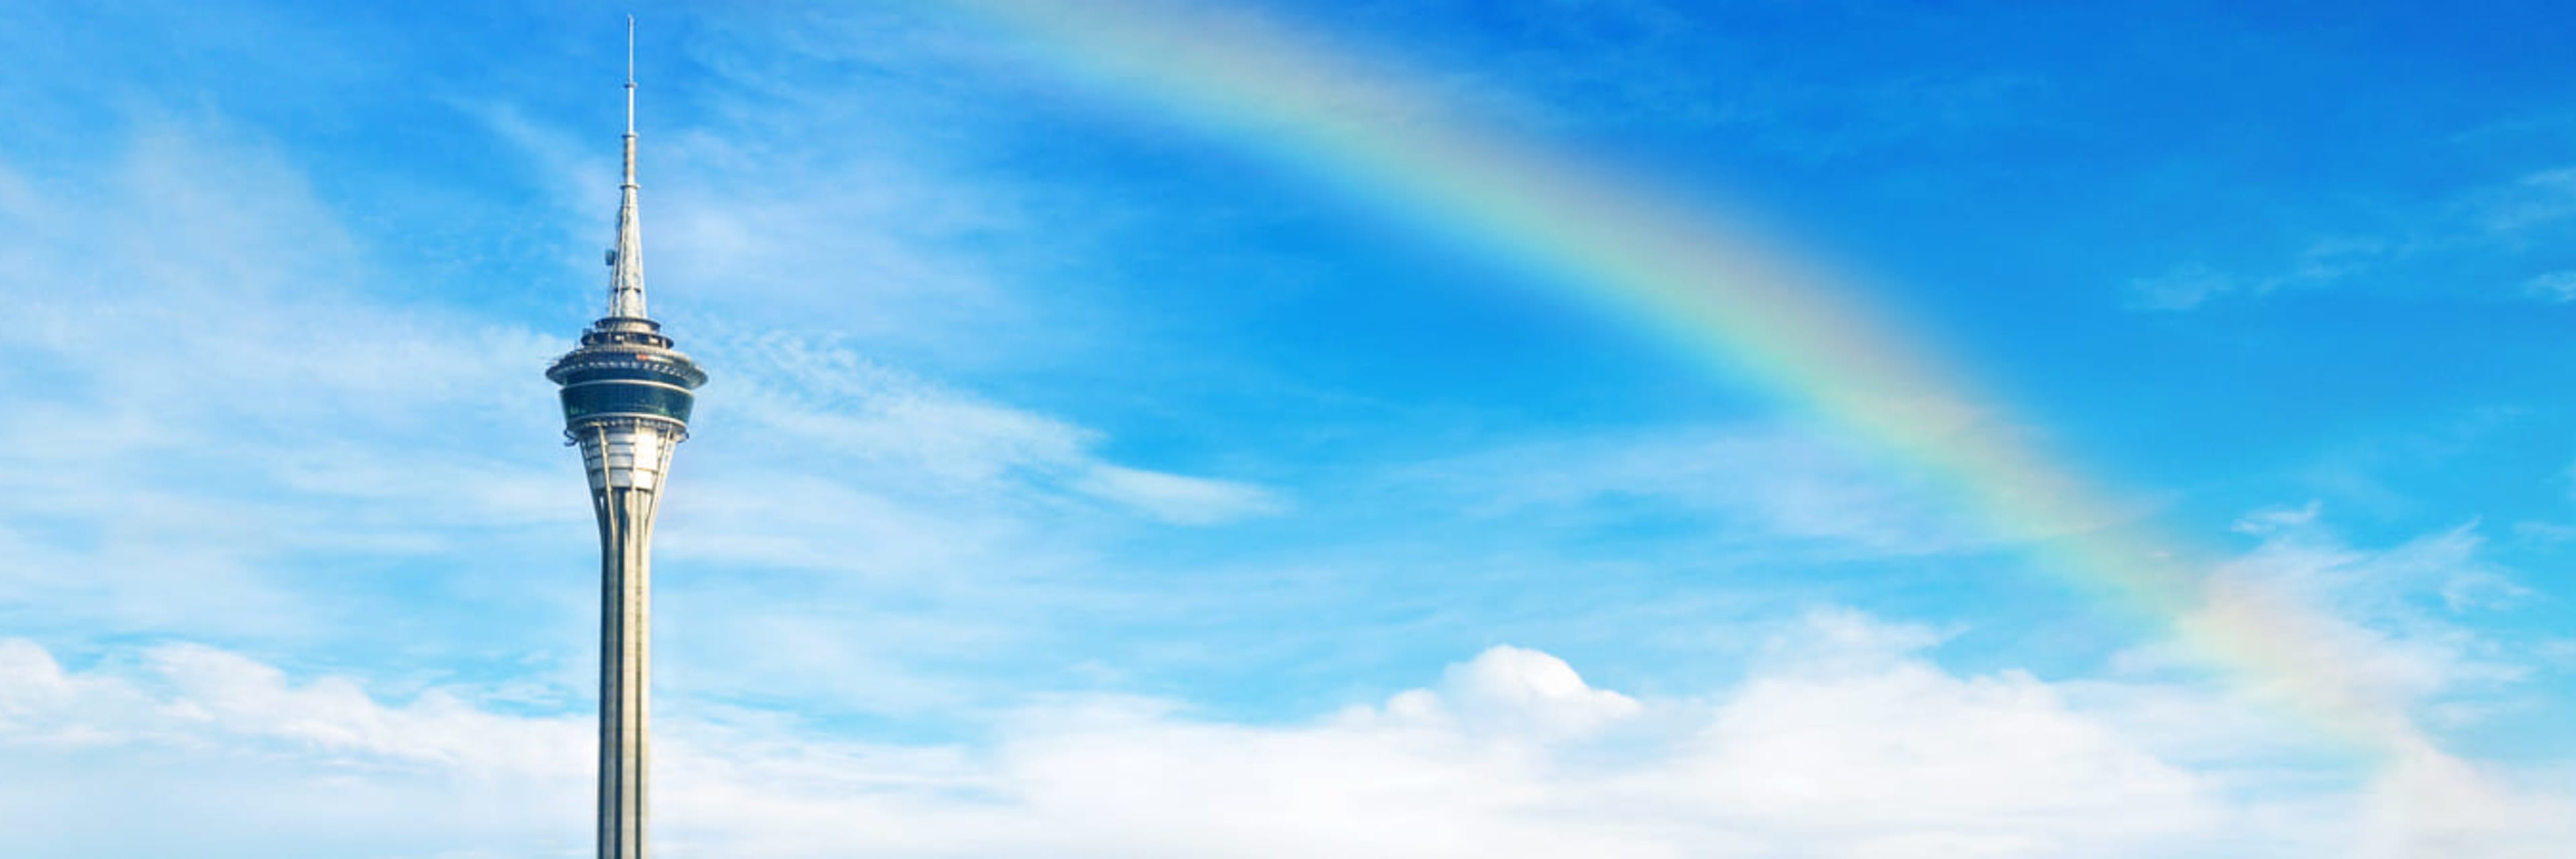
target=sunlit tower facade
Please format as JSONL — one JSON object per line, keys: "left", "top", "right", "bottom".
{"left": 545, "top": 22, "right": 704, "bottom": 859}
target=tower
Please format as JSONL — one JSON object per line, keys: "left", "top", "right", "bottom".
{"left": 545, "top": 19, "right": 704, "bottom": 859}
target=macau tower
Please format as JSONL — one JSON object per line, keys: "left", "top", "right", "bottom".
{"left": 544, "top": 20, "right": 705, "bottom": 859}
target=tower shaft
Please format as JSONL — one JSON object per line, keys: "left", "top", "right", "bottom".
{"left": 585, "top": 423, "right": 676, "bottom": 859}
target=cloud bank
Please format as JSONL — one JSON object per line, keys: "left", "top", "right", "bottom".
{"left": 5, "top": 609, "right": 2568, "bottom": 858}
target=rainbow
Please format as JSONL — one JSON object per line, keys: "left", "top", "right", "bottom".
{"left": 934, "top": 0, "right": 2432, "bottom": 757}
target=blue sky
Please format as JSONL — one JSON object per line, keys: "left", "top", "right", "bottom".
{"left": 3, "top": 0, "right": 2573, "bottom": 856}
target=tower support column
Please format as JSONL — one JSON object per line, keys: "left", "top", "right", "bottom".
{"left": 583, "top": 422, "right": 677, "bottom": 859}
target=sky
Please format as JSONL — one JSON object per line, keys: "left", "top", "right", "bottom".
{"left": 2, "top": 0, "right": 2574, "bottom": 856}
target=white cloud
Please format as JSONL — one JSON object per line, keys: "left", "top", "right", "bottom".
{"left": 2519, "top": 270, "right": 2576, "bottom": 302}
{"left": 2098, "top": 509, "right": 2552, "bottom": 793}
{"left": 2477, "top": 166, "right": 2576, "bottom": 234}
{"left": 2232, "top": 501, "right": 2324, "bottom": 535}
{"left": 11, "top": 608, "right": 2567, "bottom": 858}
{"left": 1395, "top": 644, "right": 1642, "bottom": 737}
{"left": 1070, "top": 463, "right": 1283, "bottom": 525}
{"left": 707, "top": 332, "right": 1282, "bottom": 527}
{"left": 2128, "top": 263, "right": 2242, "bottom": 312}
{"left": 2359, "top": 748, "right": 2576, "bottom": 859}
{"left": 2125, "top": 238, "right": 2383, "bottom": 312}
{"left": 2124, "top": 161, "right": 2576, "bottom": 311}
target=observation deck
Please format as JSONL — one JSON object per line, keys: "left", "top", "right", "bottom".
{"left": 547, "top": 316, "right": 707, "bottom": 438}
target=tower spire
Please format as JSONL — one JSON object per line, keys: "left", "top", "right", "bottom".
{"left": 606, "top": 14, "right": 647, "bottom": 319}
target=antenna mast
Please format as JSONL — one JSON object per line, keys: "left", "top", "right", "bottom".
{"left": 625, "top": 15, "right": 636, "bottom": 138}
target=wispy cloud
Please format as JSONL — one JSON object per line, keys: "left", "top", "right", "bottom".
{"left": 2125, "top": 238, "right": 2385, "bottom": 311}
{"left": 0, "top": 121, "right": 572, "bottom": 644}
{"left": 706, "top": 330, "right": 1282, "bottom": 527}
{"left": 2125, "top": 507, "right": 2542, "bottom": 754}
{"left": 2519, "top": 270, "right": 2576, "bottom": 303}
{"left": 1388, "top": 424, "right": 2027, "bottom": 558}
{"left": 0, "top": 108, "right": 1279, "bottom": 729}
{"left": 2122, "top": 157, "right": 2576, "bottom": 311}
{"left": 1071, "top": 463, "right": 1284, "bottom": 524}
